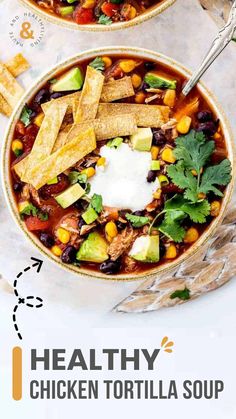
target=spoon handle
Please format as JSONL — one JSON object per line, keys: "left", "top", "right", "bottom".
{"left": 182, "top": 0, "right": 236, "bottom": 96}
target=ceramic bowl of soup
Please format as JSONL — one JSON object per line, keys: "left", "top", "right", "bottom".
{"left": 2, "top": 47, "right": 235, "bottom": 280}
{"left": 19, "top": 0, "right": 176, "bottom": 31}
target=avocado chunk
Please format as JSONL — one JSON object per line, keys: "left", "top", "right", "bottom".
{"left": 55, "top": 183, "right": 85, "bottom": 209}
{"left": 52, "top": 67, "right": 84, "bottom": 92}
{"left": 129, "top": 235, "right": 160, "bottom": 263}
{"left": 144, "top": 73, "right": 177, "bottom": 90}
{"left": 151, "top": 160, "right": 160, "bottom": 171}
{"left": 82, "top": 207, "right": 98, "bottom": 224}
{"left": 76, "top": 232, "right": 109, "bottom": 263}
{"left": 47, "top": 176, "right": 58, "bottom": 185}
{"left": 130, "top": 128, "right": 152, "bottom": 152}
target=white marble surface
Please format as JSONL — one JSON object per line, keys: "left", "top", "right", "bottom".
{"left": 0, "top": 0, "right": 236, "bottom": 331}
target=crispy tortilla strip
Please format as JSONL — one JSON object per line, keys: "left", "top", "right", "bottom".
{"left": 0, "top": 93, "right": 12, "bottom": 117}
{"left": 29, "top": 128, "right": 96, "bottom": 190}
{"left": 0, "top": 64, "right": 24, "bottom": 108}
{"left": 66, "top": 114, "right": 137, "bottom": 143}
{"left": 5, "top": 54, "right": 30, "bottom": 78}
{"left": 100, "top": 77, "right": 134, "bottom": 102}
{"left": 41, "top": 92, "right": 80, "bottom": 117}
{"left": 74, "top": 66, "right": 104, "bottom": 124}
{"left": 21, "top": 102, "right": 68, "bottom": 182}
{"left": 97, "top": 103, "right": 170, "bottom": 127}
{"left": 14, "top": 123, "right": 73, "bottom": 178}
{"left": 52, "top": 124, "right": 73, "bottom": 152}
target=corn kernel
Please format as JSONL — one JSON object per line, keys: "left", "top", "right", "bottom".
{"left": 163, "top": 89, "right": 176, "bottom": 107}
{"left": 210, "top": 201, "right": 221, "bottom": 217}
{"left": 102, "top": 56, "right": 112, "bottom": 69}
{"left": 198, "top": 192, "right": 206, "bottom": 200}
{"left": 165, "top": 244, "right": 177, "bottom": 259}
{"left": 82, "top": 167, "right": 96, "bottom": 178}
{"left": 119, "top": 59, "right": 137, "bottom": 73}
{"left": 131, "top": 73, "right": 142, "bottom": 89}
{"left": 177, "top": 116, "right": 192, "bottom": 134}
{"left": 18, "top": 200, "right": 30, "bottom": 213}
{"left": 57, "top": 227, "right": 71, "bottom": 244}
{"left": 184, "top": 227, "right": 199, "bottom": 244}
{"left": 134, "top": 91, "right": 145, "bottom": 104}
{"left": 158, "top": 174, "right": 169, "bottom": 185}
{"left": 128, "top": 5, "right": 137, "bottom": 19}
{"left": 97, "top": 157, "right": 106, "bottom": 167}
{"left": 213, "top": 132, "right": 221, "bottom": 140}
{"left": 161, "top": 147, "right": 176, "bottom": 163}
{"left": 83, "top": 0, "right": 96, "bottom": 7}
{"left": 12, "top": 139, "right": 23, "bottom": 153}
{"left": 34, "top": 112, "right": 45, "bottom": 127}
{"left": 151, "top": 146, "right": 160, "bottom": 160}
{"left": 191, "top": 168, "right": 203, "bottom": 176}
{"left": 51, "top": 245, "right": 63, "bottom": 257}
{"left": 153, "top": 189, "right": 162, "bottom": 199}
{"left": 105, "top": 221, "right": 118, "bottom": 242}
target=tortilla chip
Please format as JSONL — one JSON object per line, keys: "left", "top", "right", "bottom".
{"left": 5, "top": 54, "right": 30, "bottom": 78}
{"left": 52, "top": 124, "right": 73, "bottom": 152}
{"left": 66, "top": 114, "right": 137, "bottom": 143}
{"left": 100, "top": 77, "right": 134, "bottom": 102}
{"left": 22, "top": 101, "right": 68, "bottom": 182}
{"left": 0, "top": 93, "right": 12, "bottom": 117}
{"left": 0, "top": 64, "right": 24, "bottom": 108}
{"left": 29, "top": 128, "right": 96, "bottom": 189}
{"left": 74, "top": 66, "right": 104, "bottom": 124}
{"left": 41, "top": 92, "right": 80, "bottom": 117}
{"left": 97, "top": 103, "right": 170, "bottom": 128}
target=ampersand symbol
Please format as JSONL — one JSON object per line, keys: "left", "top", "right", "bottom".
{"left": 20, "top": 21, "right": 34, "bottom": 40}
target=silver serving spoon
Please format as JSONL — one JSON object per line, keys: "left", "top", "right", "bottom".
{"left": 182, "top": 0, "right": 236, "bottom": 96}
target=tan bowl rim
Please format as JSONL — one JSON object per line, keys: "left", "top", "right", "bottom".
{"left": 19, "top": 0, "right": 176, "bottom": 32}
{"left": 2, "top": 46, "right": 235, "bottom": 282}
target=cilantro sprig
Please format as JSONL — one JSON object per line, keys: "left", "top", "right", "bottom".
{"left": 20, "top": 203, "right": 48, "bottom": 221}
{"left": 89, "top": 57, "right": 105, "bottom": 72}
{"left": 125, "top": 213, "right": 150, "bottom": 228}
{"left": 90, "top": 193, "right": 103, "bottom": 214}
{"left": 170, "top": 288, "right": 190, "bottom": 301}
{"left": 167, "top": 130, "right": 232, "bottom": 203}
{"left": 98, "top": 14, "right": 112, "bottom": 25}
{"left": 20, "top": 105, "right": 33, "bottom": 127}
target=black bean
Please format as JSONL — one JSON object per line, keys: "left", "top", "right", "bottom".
{"left": 34, "top": 89, "right": 50, "bottom": 105}
{"left": 49, "top": 91, "right": 71, "bottom": 100}
{"left": 142, "top": 82, "right": 150, "bottom": 91}
{"left": 100, "top": 258, "right": 121, "bottom": 275}
{"left": 133, "top": 210, "right": 145, "bottom": 217}
{"left": 159, "top": 241, "right": 166, "bottom": 259}
{"left": 147, "top": 170, "right": 156, "bottom": 183}
{"left": 196, "top": 121, "right": 217, "bottom": 137}
{"left": 39, "top": 232, "right": 55, "bottom": 248}
{"left": 78, "top": 218, "right": 86, "bottom": 229}
{"left": 197, "top": 110, "right": 213, "bottom": 123}
{"left": 74, "top": 199, "right": 89, "bottom": 211}
{"left": 117, "top": 221, "right": 127, "bottom": 231}
{"left": 61, "top": 245, "right": 77, "bottom": 264}
{"left": 152, "top": 129, "right": 166, "bottom": 146}
{"left": 13, "top": 181, "right": 23, "bottom": 193}
{"left": 144, "top": 61, "right": 156, "bottom": 71}
{"left": 119, "top": 209, "right": 131, "bottom": 218}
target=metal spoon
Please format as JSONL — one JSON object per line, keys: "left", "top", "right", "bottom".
{"left": 182, "top": 0, "right": 236, "bottom": 96}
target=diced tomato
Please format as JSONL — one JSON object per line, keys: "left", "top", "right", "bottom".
{"left": 39, "top": 174, "right": 69, "bottom": 198}
{"left": 25, "top": 216, "right": 51, "bottom": 231}
{"left": 101, "top": 2, "right": 119, "bottom": 17}
{"left": 74, "top": 6, "right": 95, "bottom": 24}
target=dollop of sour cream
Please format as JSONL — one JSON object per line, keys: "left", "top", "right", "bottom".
{"left": 89, "top": 143, "right": 160, "bottom": 211}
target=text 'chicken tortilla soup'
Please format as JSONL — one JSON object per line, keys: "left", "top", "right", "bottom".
{"left": 10, "top": 54, "right": 232, "bottom": 276}
{"left": 28, "top": 0, "right": 165, "bottom": 25}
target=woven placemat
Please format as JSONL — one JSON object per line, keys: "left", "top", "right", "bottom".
{"left": 115, "top": 203, "right": 236, "bottom": 313}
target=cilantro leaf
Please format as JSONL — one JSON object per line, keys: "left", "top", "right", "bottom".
{"left": 125, "top": 213, "right": 150, "bottom": 228}
{"left": 38, "top": 212, "right": 49, "bottom": 221}
{"left": 165, "top": 195, "right": 210, "bottom": 223}
{"left": 107, "top": 137, "right": 123, "bottom": 148}
{"left": 20, "top": 203, "right": 38, "bottom": 217}
{"left": 167, "top": 162, "right": 198, "bottom": 202}
{"left": 170, "top": 288, "right": 190, "bottom": 301}
{"left": 89, "top": 57, "right": 105, "bottom": 72}
{"left": 158, "top": 217, "right": 185, "bottom": 243}
{"left": 144, "top": 74, "right": 177, "bottom": 90}
{"left": 14, "top": 149, "right": 23, "bottom": 157}
{"left": 69, "top": 171, "right": 87, "bottom": 185}
{"left": 20, "top": 105, "right": 33, "bottom": 127}
{"left": 90, "top": 194, "right": 103, "bottom": 214}
{"left": 174, "top": 130, "right": 215, "bottom": 174}
{"left": 98, "top": 14, "right": 112, "bottom": 25}
{"left": 199, "top": 159, "right": 232, "bottom": 197}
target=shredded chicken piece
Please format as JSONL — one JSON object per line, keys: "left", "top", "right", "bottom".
{"left": 108, "top": 227, "right": 138, "bottom": 261}
{"left": 161, "top": 118, "right": 177, "bottom": 131}
{"left": 70, "top": 233, "right": 83, "bottom": 249}
{"left": 80, "top": 223, "right": 96, "bottom": 236}
{"left": 145, "top": 94, "right": 159, "bottom": 104}
{"left": 29, "top": 185, "right": 42, "bottom": 206}
{"left": 21, "top": 184, "right": 30, "bottom": 201}
{"left": 123, "top": 256, "right": 139, "bottom": 273}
